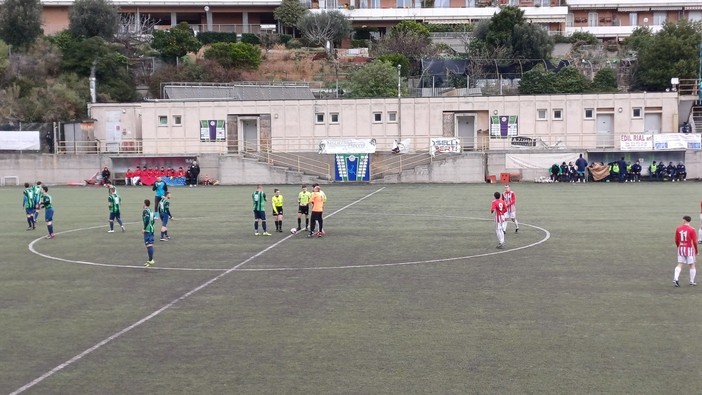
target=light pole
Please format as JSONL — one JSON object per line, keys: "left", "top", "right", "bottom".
{"left": 397, "top": 64, "right": 402, "bottom": 142}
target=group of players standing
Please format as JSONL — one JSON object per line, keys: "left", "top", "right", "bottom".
{"left": 251, "top": 183, "right": 327, "bottom": 238}
{"left": 22, "top": 181, "right": 54, "bottom": 239}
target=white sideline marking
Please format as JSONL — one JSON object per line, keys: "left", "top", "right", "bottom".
{"left": 11, "top": 187, "right": 386, "bottom": 394}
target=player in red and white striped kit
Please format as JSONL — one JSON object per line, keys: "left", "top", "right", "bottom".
{"left": 674, "top": 215, "right": 698, "bottom": 287}
{"left": 502, "top": 185, "right": 519, "bottom": 233}
{"left": 491, "top": 192, "right": 507, "bottom": 249}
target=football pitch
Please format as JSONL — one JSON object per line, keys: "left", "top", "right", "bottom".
{"left": 2, "top": 182, "right": 702, "bottom": 394}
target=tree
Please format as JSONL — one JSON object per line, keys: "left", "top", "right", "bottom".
{"left": 61, "top": 36, "right": 138, "bottom": 102}
{"left": 115, "top": 14, "right": 160, "bottom": 56}
{"left": 0, "top": 0, "right": 42, "bottom": 51}
{"left": 511, "top": 23, "right": 553, "bottom": 61}
{"left": 485, "top": 6, "right": 524, "bottom": 51}
{"left": 552, "top": 66, "right": 591, "bottom": 93}
{"left": 592, "top": 68, "right": 618, "bottom": 92}
{"left": 518, "top": 64, "right": 554, "bottom": 94}
{"left": 344, "top": 60, "right": 404, "bottom": 98}
{"left": 274, "top": 0, "right": 307, "bottom": 37}
{"left": 151, "top": 22, "right": 202, "bottom": 63}
{"left": 69, "top": 0, "right": 119, "bottom": 40}
{"left": 296, "top": 11, "right": 352, "bottom": 48}
{"left": 377, "top": 53, "right": 410, "bottom": 77}
{"left": 373, "top": 22, "right": 435, "bottom": 75}
{"left": 632, "top": 20, "right": 702, "bottom": 92}
{"left": 204, "top": 42, "right": 261, "bottom": 69}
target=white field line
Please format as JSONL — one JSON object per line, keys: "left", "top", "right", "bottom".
{"left": 11, "top": 187, "right": 386, "bottom": 394}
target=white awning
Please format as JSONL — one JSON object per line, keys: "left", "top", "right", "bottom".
{"left": 650, "top": 6, "right": 682, "bottom": 10}
{"left": 686, "top": 6, "right": 702, "bottom": 10}
{"left": 618, "top": 7, "right": 650, "bottom": 12}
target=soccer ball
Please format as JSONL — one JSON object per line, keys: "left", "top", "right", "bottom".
{"left": 290, "top": 228, "right": 297, "bottom": 234}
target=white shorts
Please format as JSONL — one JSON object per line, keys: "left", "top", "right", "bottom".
{"left": 678, "top": 254, "right": 696, "bottom": 264}
{"left": 506, "top": 210, "right": 517, "bottom": 219}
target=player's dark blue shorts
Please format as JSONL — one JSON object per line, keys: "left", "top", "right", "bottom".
{"left": 45, "top": 208, "right": 54, "bottom": 222}
{"left": 298, "top": 205, "right": 309, "bottom": 215}
{"left": 25, "top": 208, "right": 34, "bottom": 215}
{"left": 160, "top": 213, "right": 169, "bottom": 226}
{"left": 144, "top": 232, "right": 154, "bottom": 245}
{"left": 109, "top": 211, "right": 121, "bottom": 221}
{"left": 272, "top": 207, "right": 283, "bottom": 216}
{"left": 254, "top": 210, "right": 266, "bottom": 220}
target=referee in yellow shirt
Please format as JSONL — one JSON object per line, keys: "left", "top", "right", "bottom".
{"left": 272, "top": 188, "right": 284, "bottom": 232}
{"left": 297, "top": 184, "right": 312, "bottom": 231}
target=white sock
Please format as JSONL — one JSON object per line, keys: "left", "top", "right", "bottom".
{"left": 674, "top": 266, "right": 682, "bottom": 281}
{"left": 496, "top": 227, "right": 504, "bottom": 244}
{"left": 691, "top": 268, "right": 697, "bottom": 284}
{"left": 514, "top": 219, "right": 519, "bottom": 229}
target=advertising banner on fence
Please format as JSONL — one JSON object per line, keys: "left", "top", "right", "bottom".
{"left": 510, "top": 136, "right": 537, "bottom": 148}
{"left": 319, "top": 138, "right": 376, "bottom": 154}
{"left": 653, "top": 133, "right": 702, "bottom": 150}
{"left": 620, "top": 134, "right": 653, "bottom": 151}
{"left": 0, "top": 131, "right": 40, "bottom": 151}
{"left": 430, "top": 137, "right": 461, "bottom": 156}
{"left": 489, "top": 115, "right": 518, "bottom": 137}
{"left": 335, "top": 154, "right": 370, "bottom": 182}
{"left": 199, "top": 120, "right": 225, "bottom": 142}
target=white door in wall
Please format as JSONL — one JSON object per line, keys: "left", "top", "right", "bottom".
{"left": 456, "top": 115, "right": 476, "bottom": 150}
{"left": 105, "top": 111, "right": 122, "bottom": 153}
{"left": 644, "top": 113, "right": 662, "bottom": 133}
{"left": 240, "top": 118, "right": 259, "bottom": 152}
{"left": 596, "top": 114, "right": 614, "bottom": 148}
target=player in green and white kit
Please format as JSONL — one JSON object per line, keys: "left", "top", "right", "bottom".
{"left": 33, "top": 181, "right": 43, "bottom": 221}
{"left": 108, "top": 187, "right": 125, "bottom": 233}
{"left": 143, "top": 199, "right": 156, "bottom": 267}
{"left": 252, "top": 184, "right": 271, "bottom": 236}
{"left": 41, "top": 185, "right": 55, "bottom": 239}
{"left": 22, "top": 182, "right": 35, "bottom": 230}
{"left": 158, "top": 191, "right": 174, "bottom": 241}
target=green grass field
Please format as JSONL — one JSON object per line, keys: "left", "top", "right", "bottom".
{"left": 2, "top": 182, "right": 702, "bottom": 394}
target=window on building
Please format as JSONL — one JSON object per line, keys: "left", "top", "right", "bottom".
{"left": 396, "top": 0, "right": 412, "bottom": 7}
{"left": 653, "top": 12, "right": 666, "bottom": 25}
{"left": 316, "top": 113, "right": 325, "bottom": 124}
{"left": 537, "top": 109, "right": 548, "bottom": 120}
{"left": 173, "top": 115, "right": 182, "bottom": 126}
{"left": 632, "top": 108, "right": 642, "bottom": 118}
{"left": 553, "top": 109, "right": 563, "bottom": 120}
{"left": 388, "top": 111, "right": 397, "bottom": 122}
{"left": 434, "top": 0, "right": 450, "bottom": 7}
{"left": 373, "top": 112, "right": 382, "bottom": 123}
{"left": 330, "top": 113, "right": 339, "bottom": 124}
{"left": 158, "top": 116, "right": 168, "bottom": 126}
{"left": 584, "top": 108, "right": 594, "bottom": 119}
{"left": 629, "top": 12, "right": 638, "bottom": 26}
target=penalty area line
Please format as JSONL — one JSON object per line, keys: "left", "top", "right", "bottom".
{"left": 11, "top": 187, "right": 385, "bottom": 395}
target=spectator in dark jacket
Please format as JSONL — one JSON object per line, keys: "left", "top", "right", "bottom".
{"left": 100, "top": 167, "right": 111, "bottom": 186}
{"left": 630, "top": 161, "right": 642, "bottom": 182}
{"left": 189, "top": 161, "right": 200, "bottom": 187}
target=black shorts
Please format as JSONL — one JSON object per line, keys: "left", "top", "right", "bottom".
{"left": 272, "top": 207, "right": 283, "bottom": 216}
{"left": 298, "top": 205, "right": 309, "bottom": 215}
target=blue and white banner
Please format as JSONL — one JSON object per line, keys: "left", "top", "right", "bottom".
{"left": 319, "top": 139, "right": 376, "bottom": 154}
{"left": 653, "top": 133, "right": 701, "bottom": 150}
{"left": 334, "top": 154, "right": 370, "bottom": 181}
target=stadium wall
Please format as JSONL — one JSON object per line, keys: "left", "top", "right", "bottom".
{"left": 2, "top": 151, "right": 702, "bottom": 186}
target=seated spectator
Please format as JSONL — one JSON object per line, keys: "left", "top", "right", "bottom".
{"left": 559, "top": 162, "right": 569, "bottom": 182}
{"left": 656, "top": 161, "right": 667, "bottom": 181}
{"left": 100, "top": 166, "right": 111, "bottom": 186}
{"left": 550, "top": 163, "right": 560, "bottom": 182}
{"left": 177, "top": 167, "right": 185, "bottom": 177}
{"left": 132, "top": 166, "right": 142, "bottom": 186}
{"left": 159, "top": 166, "right": 167, "bottom": 176}
{"left": 608, "top": 161, "right": 620, "bottom": 182}
{"left": 202, "top": 174, "right": 220, "bottom": 186}
{"left": 666, "top": 162, "right": 677, "bottom": 181}
{"left": 185, "top": 168, "right": 192, "bottom": 186}
{"left": 676, "top": 162, "right": 687, "bottom": 181}
{"left": 630, "top": 161, "right": 642, "bottom": 182}
{"left": 125, "top": 168, "right": 133, "bottom": 186}
{"left": 649, "top": 161, "right": 658, "bottom": 181}
{"left": 166, "top": 167, "right": 175, "bottom": 178}
{"left": 567, "top": 162, "right": 577, "bottom": 182}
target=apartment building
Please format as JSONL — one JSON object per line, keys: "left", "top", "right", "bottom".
{"left": 38, "top": 0, "right": 702, "bottom": 40}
